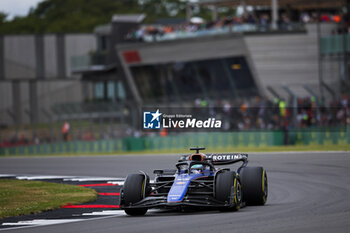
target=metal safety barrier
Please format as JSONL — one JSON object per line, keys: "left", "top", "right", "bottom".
{"left": 0, "top": 127, "right": 349, "bottom": 156}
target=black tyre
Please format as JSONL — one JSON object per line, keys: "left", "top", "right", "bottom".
{"left": 215, "top": 171, "right": 242, "bottom": 211}
{"left": 239, "top": 166, "right": 267, "bottom": 205}
{"left": 123, "top": 173, "right": 148, "bottom": 216}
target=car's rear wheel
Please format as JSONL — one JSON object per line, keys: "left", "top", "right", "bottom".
{"left": 239, "top": 166, "right": 267, "bottom": 205}
{"left": 215, "top": 171, "right": 241, "bottom": 211}
{"left": 123, "top": 173, "right": 149, "bottom": 216}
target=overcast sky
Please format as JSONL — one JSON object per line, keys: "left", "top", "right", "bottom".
{"left": 0, "top": 0, "right": 42, "bottom": 19}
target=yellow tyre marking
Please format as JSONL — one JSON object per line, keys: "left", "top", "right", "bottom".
{"left": 141, "top": 179, "right": 145, "bottom": 199}
{"left": 262, "top": 170, "right": 266, "bottom": 204}
{"left": 234, "top": 178, "right": 237, "bottom": 204}
{"left": 233, "top": 177, "right": 241, "bottom": 210}
{"left": 236, "top": 182, "right": 241, "bottom": 210}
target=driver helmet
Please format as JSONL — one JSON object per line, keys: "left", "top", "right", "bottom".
{"left": 191, "top": 164, "right": 203, "bottom": 174}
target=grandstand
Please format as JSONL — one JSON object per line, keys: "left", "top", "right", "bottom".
{"left": 0, "top": 0, "right": 349, "bottom": 146}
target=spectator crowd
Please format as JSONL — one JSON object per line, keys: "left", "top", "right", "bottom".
{"left": 196, "top": 94, "right": 349, "bottom": 132}
{"left": 125, "top": 11, "right": 343, "bottom": 42}
{"left": 1, "top": 94, "right": 349, "bottom": 148}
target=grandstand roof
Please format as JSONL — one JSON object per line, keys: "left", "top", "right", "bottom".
{"left": 193, "top": 0, "right": 344, "bottom": 10}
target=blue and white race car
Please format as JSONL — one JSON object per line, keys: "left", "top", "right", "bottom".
{"left": 120, "top": 147, "right": 268, "bottom": 215}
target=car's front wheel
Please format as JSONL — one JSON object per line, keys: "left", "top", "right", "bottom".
{"left": 215, "top": 171, "right": 242, "bottom": 211}
{"left": 122, "top": 173, "right": 148, "bottom": 216}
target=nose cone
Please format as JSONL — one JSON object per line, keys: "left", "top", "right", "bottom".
{"left": 167, "top": 174, "right": 191, "bottom": 202}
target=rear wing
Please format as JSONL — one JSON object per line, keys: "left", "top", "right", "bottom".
{"left": 206, "top": 153, "right": 248, "bottom": 165}
{"left": 179, "top": 153, "right": 248, "bottom": 165}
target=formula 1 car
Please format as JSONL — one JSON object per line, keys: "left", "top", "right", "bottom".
{"left": 120, "top": 147, "right": 268, "bottom": 216}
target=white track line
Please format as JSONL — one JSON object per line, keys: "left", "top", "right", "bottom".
{"left": 2, "top": 210, "right": 157, "bottom": 227}
{"left": 63, "top": 177, "right": 125, "bottom": 182}
{"left": 82, "top": 209, "right": 158, "bottom": 216}
{"left": 107, "top": 181, "right": 124, "bottom": 185}
{"left": 2, "top": 219, "right": 86, "bottom": 226}
{"left": 107, "top": 179, "right": 154, "bottom": 185}
{"left": 1, "top": 173, "right": 127, "bottom": 184}
{"left": 4, "top": 174, "right": 125, "bottom": 182}
{"left": 0, "top": 215, "right": 122, "bottom": 232}
{"left": 0, "top": 174, "right": 16, "bottom": 178}
{"left": 82, "top": 210, "right": 126, "bottom": 216}
{"left": 16, "top": 176, "right": 76, "bottom": 180}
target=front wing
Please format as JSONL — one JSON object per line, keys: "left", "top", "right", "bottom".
{"left": 121, "top": 195, "right": 238, "bottom": 209}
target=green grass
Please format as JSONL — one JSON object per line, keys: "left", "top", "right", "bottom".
{"left": 1, "top": 144, "right": 349, "bottom": 158}
{"left": 139, "top": 144, "right": 350, "bottom": 154}
{"left": 0, "top": 179, "right": 97, "bottom": 219}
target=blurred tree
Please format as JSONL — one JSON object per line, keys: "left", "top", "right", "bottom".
{"left": 0, "top": 0, "right": 140, "bottom": 33}
{"left": 0, "top": 12, "right": 7, "bottom": 23}
{"left": 0, "top": 0, "right": 235, "bottom": 34}
{"left": 140, "top": 0, "right": 187, "bottom": 23}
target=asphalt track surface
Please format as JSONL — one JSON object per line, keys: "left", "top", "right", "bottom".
{"left": 1, "top": 151, "right": 350, "bottom": 233}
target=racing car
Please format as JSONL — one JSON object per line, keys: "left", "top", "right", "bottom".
{"left": 120, "top": 147, "right": 268, "bottom": 216}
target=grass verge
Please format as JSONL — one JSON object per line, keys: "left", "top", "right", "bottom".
{"left": 135, "top": 144, "right": 350, "bottom": 154}
{"left": 0, "top": 179, "right": 97, "bottom": 219}
{"left": 1, "top": 144, "right": 349, "bottom": 157}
